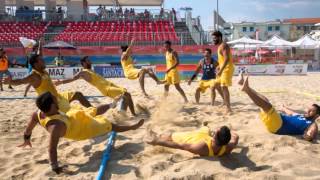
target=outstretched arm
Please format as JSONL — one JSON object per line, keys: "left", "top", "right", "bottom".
{"left": 224, "top": 132, "right": 239, "bottom": 154}
{"left": 5, "top": 73, "right": 40, "bottom": 87}
{"left": 167, "top": 51, "right": 180, "bottom": 73}
{"left": 152, "top": 138, "right": 208, "bottom": 156}
{"left": 121, "top": 38, "right": 135, "bottom": 61}
{"left": 55, "top": 71, "right": 86, "bottom": 86}
{"left": 46, "top": 121, "right": 66, "bottom": 174}
{"left": 18, "top": 112, "right": 39, "bottom": 148}
{"left": 188, "top": 60, "right": 202, "bottom": 85}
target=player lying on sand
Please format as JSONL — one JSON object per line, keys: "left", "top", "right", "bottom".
{"left": 238, "top": 73, "right": 319, "bottom": 141}
{"left": 146, "top": 125, "right": 238, "bottom": 157}
{"left": 55, "top": 56, "right": 137, "bottom": 116}
{"left": 18, "top": 92, "right": 144, "bottom": 174}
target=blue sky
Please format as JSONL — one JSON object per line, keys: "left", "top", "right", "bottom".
{"left": 163, "top": 0, "right": 320, "bottom": 30}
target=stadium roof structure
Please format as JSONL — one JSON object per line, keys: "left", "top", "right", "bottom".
{"left": 5, "top": 0, "right": 164, "bottom": 6}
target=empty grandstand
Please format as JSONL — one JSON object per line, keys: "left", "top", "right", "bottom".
{"left": 0, "top": 0, "right": 205, "bottom": 47}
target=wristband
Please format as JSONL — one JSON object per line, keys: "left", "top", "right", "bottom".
{"left": 24, "top": 134, "right": 31, "bottom": 141}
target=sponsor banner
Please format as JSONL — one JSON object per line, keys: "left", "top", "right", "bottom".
{"left": 234, "top": 64, "right": 308, "bottom": 75}
{"left": 8, "top": 64, "right": 307, "bottom": 80}
{"left": 93, "top": 65, "right": 156, "bottom": 78}
{"left": 9, "top": 67, "right": 83, "bottom": 79}
{"left": 47, "top": 67, "right": 82, "bottom": 79}
{"left": 94, "top": 66, "right": 124, "bottom": 78}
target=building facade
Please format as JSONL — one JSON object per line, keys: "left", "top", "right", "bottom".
{"left": 226, "top": 18, "right": 320, "bottom": 41}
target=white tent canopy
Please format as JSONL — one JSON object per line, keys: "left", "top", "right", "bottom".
{"left": 310, "top": 30, "right": 320, "bottom": 41}
{"left": 228, "top": 36, "right": 263, "bottom": 45}
{"left": 262, "top": 35, "right": 293, "bottom": 48}
{"left": 291, "top": 34, "right": 319, "bottom": 49}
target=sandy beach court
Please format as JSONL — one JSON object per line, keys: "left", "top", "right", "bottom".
{"left": 1, "top": 74, "right": 320, "bottom": 180}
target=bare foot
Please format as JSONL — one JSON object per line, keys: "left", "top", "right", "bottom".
{"left": 157, "top": 80, "right": 166, "bottom": 85}
{"left": 132, "top": 119, "right": 144, "bottom": 130}
{"left": 144, "top": 128, "right": 158, "bottom": 145}
{"left": 225, "top": 107, "right": 233, "bottom": 115}
{"left": 241, "top": 76, "right": 250, "bottom": 92}
{"left": 143, "top": 92, "right": 149, "bottom": 97}
{"left": 237, "top": 71, "right": 244, "bottom": 85}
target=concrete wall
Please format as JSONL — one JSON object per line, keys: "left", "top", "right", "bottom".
{"left": 66, "top": 0, "right": 84, "bottom": 21}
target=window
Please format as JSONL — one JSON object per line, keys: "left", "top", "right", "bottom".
{"left": 275, "top": 26, "right": 280, "bottom": 31}
{"left": 242, "top": 27, "right": 247, "bottom": 32}
{"left": 268, "top": 26, "right": 272, "bottom": 31}
{"left": 250, "top": 27, "right": 254, "bottom": 32}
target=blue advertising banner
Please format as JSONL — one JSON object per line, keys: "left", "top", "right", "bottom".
{"left": 94, "top": 66, "right": 124, "bottom": 78}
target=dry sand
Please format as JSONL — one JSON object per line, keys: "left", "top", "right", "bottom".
{"left": 1, "top": 74, "right": 320, "bottom": 180}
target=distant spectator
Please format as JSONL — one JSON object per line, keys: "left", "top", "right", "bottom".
{"left": 172, "top": 8, "right": 177, "bottom": 21}
{"left": 0, "top": 48, "right": 13, "bottom": 91}
{"left": 144, "top": 9, "right": 150, "bottom": 19}
{"left": 102, "top": 6, "right": 107, "bottom": 19}
{"left": 160, "top": 8, "right": 164, "bottom": 18}
{"left": 97, "top": 5, "right": 103, "bottom": 19}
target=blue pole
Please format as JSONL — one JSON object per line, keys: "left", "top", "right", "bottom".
{"left": 96, "top": 131, "right": 117, "bottom": 180}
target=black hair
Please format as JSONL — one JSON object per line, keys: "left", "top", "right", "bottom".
{"left": 121, "top": 45, "right": 128, "bottom": 52}
{"left": 205, "top": 48, "right": 212, "bottom": 54}
{"left": 36, "top": 92, "right": 54, "bottom": 113}
{"left": 312, "top": 104, "right": 320, "bottom": 115}
{"left": 212, "top": 31, "right": 223, "bottom": 38}
{"left": 29, "top": 54, "right": 40, "bottom": 68}
{"left": 216, "top": 126, "right": 231, "bottom": 146}
{"left": 164, "top": 40, "right": 171, "bottom": 46}
{"left": 80, "top": 56, "right": 89, "bottom": 65}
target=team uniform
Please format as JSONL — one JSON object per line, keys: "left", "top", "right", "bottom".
{"left": 215, "top": 45, "right": 234, "bottom": 87}
{"left": 165, "top": 51, "right": 180, "bottom": 85}
{"left": 38, "top": 106, "right": 111, "bottom": 141}
{"left": 260, "top": 108, "right": 313, "bottom": 135}
{"left": 33, "top": 70, "right": 75, "bottom": 113}
{"left": 83, "top": 69, "right": 126, "bottom": 98}
{"left": 172, "top": 126, "right": 226, "bottom": 157}
{"left": 121, "top": 53, "right": 141, "bottom": 80}
{"left": 198, "top": 57, "right": 217, "bottom": 93}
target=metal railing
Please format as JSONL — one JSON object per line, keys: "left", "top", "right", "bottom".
{"left": 0, "top": 31, "right": 208, "bottom": 47}
{"left": 0, "top": 9, "right": 176, "bottom": 22}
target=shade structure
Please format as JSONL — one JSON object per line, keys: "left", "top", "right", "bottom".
{"left": 44, "top": 41, "right": 76, "bottom": 49}
{"left": 310, "top": 30, "right": 320, "bottom": 41}
{"left": 291, "top": 34, "right": 319, "bottom": 49}
{"left": 257, "top": 49, "right": 270, "bottom": 55}
{"left": 272, "top": 49, "right": 284, "bottom": 53}
{"left": 228, "top": 36, "right": 264, "bottom": 45}
{"left": 262, "top": 35, "right": 293, "bottom": 48}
